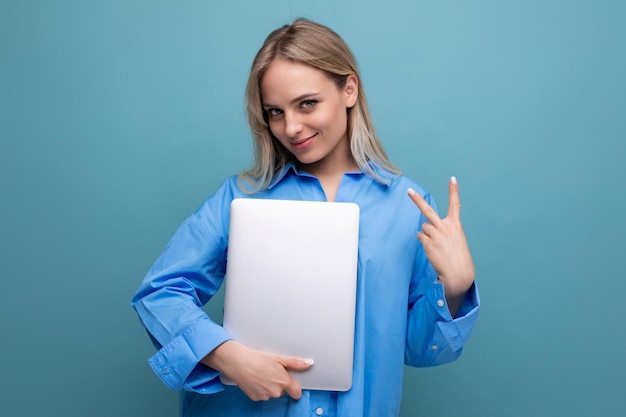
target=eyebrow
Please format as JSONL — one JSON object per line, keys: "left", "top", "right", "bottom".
{"left": 262, "top": 93, "right": 320, "bottom": 109}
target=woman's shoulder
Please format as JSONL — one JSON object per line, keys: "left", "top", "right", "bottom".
{"left": 388, "top": 174, "right": 431, "bottom": 198}
{"left": 205, "top": 174, "right": 249, "bottom": 200}
{"left": 192, "top": 175, "right": 243, "bottom": 213}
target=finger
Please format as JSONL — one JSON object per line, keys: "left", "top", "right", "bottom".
{"left": 281, "top": 357, "right": 315, "bottom": 372}
{"left": 448, "top": 176, "right": 461, "bottom": 220}
{"left": 420, "top": 222, "right": 436, "bottom": 237}
{"left": 283, "top": 376, "right": 303, "bottom": 400}
{"left": 278, "top": 357, "right": 312, "bottom": 399}
{"left": 416, "top": 231, "right": 429, "bottom": 245}
{"left": 407, "top": 188, "right": 443, "bottom": 227}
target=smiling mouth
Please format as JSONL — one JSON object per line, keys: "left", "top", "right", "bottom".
{"left": 290, "top": 134, "right": 316, "bottom": 150}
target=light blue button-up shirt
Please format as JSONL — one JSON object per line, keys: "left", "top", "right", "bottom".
{"left": 132, "top": 163, "right": 480, "bottom": 417}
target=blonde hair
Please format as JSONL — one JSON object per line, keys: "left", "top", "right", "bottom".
{"left": 239, "top": 18, "right": 400, "bottom": 192}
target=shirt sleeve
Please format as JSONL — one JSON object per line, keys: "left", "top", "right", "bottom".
{"left": 404, "top": 193, "right": 481, "bottom": 367}
{"left": 131, "top": 181, "right": 236, "bottom": 392}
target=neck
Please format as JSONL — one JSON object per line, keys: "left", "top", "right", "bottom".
{"left": 297, "top": 141, "right": 358, "bottom": 202}
{"left": 299, "top": 136, "right": 357, "bottom": 178}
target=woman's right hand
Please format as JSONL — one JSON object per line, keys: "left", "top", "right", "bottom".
{"left": 202, "top": 340, "right": 314, "bottom": 401}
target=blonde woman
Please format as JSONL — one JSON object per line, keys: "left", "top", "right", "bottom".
{"left": 132, "top": 18, "right": 479, "bottom": 417}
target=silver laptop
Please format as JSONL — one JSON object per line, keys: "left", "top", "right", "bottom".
{"left": 220, "top": 198, "right": 359, "bottom": 391}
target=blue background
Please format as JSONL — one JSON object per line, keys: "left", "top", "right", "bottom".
{"left": 1, "top": 1, "right": 625, "bottom": 416}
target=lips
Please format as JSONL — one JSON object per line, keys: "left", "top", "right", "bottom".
{"left": 290, "top": 134, "right": 316, "bottom": 150}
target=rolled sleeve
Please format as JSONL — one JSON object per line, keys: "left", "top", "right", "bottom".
{"left": 406, "top": 281, "right": 480, "bottom": 367}
{"left": 131, "top": 178, "right": 239, "bottom": 392}
{"left": 147, "top": 317, "right": 231, "bottom": 391}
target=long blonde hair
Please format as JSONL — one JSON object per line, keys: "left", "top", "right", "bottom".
{"left": 239, "top": 18, "right": 400, "bottom": 192}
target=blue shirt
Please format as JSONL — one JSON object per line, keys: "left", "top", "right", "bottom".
{"left": 132, "top": 163, "right": 480, "bottom": 417}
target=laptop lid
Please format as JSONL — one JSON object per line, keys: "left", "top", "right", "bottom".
{"left": 220, "top": 198, "right": 359, "bottom": 391}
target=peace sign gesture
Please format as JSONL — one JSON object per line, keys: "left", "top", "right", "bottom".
{"left": 408, "top": 177, "right": 475, "bottom": 316}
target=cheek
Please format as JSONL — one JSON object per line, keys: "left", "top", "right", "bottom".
{"left": 267, "top": 120, "right": 283, "bottom": 138}
{"left": 323, "top": 108, "right": 348, "bottom": 134}
{"left": 314, "top": 107, "right": 346, "bottom": 131}
{"left": 268, "top": 124, "right": 291, "bottom": 149}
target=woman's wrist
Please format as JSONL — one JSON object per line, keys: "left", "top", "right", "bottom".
{"left": 202, "top": 340, "right": 239, "bottom": 372}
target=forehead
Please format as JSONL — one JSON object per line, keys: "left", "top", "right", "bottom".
{"left": 260, "top": 59, "right": 336, "bottom": 104}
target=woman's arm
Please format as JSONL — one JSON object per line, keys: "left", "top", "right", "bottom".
{"left": 407, "top": 176, "right": 475, "bottom": 315}
{"left": 132, "top": 180, "right": 313, "bottom": 398}
{"left": 202, "top": 340, "right": 313, "bottom": 401}
{"left": 131, "top": 192, "right": 233, "bottom": 392}
{"left": 404, "top": 180, "right": 480, "bottom": 367}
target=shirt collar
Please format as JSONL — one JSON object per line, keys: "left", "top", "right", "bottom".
{"left": 267, "top": 161, "right": 397, "bottom": 190}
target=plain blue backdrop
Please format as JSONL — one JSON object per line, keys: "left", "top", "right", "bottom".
{"left": 1, "top": 1, "right": 625, "bottom": 416}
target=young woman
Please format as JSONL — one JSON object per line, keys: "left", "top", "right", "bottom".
{"left": 132, "top": 18, "right": 479, "bottom": 417}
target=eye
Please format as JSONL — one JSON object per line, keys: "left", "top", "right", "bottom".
{"left": 265, "top": 108, "right": 283, "bottom": 119}
{"left": 300, "top": 99, "right": 317, "bottom": 109}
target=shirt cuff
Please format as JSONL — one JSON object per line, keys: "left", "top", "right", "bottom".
{"left": 432, "top": 282, "right": 480, "bottom": 352}
{"left": 148, "top": 317, "right": 231, "bottom": 391}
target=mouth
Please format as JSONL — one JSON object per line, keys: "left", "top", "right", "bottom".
{"left": 290, "top": 134, "right": 316, "bottom": 150}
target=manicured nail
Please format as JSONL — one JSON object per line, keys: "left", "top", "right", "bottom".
{"left": 407, "top": 188, "right": 416, "bottom": 196}
{"left": 304, "top": 359, "right": 315, "bottom": 365}
{"left": 450, "top": 176, "right": 457, "bottom": 185}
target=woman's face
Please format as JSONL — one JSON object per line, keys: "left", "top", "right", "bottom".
{"left": 260, "top": 59, "right": 358, "bottom": 174}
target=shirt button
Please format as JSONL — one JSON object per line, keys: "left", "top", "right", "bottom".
{"left": 431, "top": 345, "right": 439, "bottom": 350}
{"left": 315, "top": 407, "right": 324, "bottom": 416}
{"left": 437, "top": 299, "right": 445, "bottom": 307}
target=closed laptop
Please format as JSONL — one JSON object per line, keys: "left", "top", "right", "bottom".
{"left": 220, "top": 198, "right": 359, "bottom": 391}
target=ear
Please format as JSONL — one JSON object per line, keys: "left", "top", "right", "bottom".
{"left": 344, "top": 74, "right": 358, "bottom": 109}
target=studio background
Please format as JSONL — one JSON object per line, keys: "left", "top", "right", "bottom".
{"left": 1, "top": 1, "right": 624, "bottom": 416}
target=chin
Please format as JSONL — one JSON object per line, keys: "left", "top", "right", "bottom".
{"left": 295, "top": 154, "right": 323, "bottom": 166}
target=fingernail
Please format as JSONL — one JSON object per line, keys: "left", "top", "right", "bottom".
{"left": 304, "top": 359, "right": 315, "bottom": 366}
{"left": 407, "top": 188, "right": 416, "bottom": 196}
{"left": 451, "top": 176, "right": 457, "bottom": 185}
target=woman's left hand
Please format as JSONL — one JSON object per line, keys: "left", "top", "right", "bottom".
{"left": 407, "top": 177, "right": 475, "bottom": 315}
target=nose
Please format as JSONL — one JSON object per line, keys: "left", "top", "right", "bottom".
{"left": 284, "top": 111, "right": 303, "bottom": 138}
